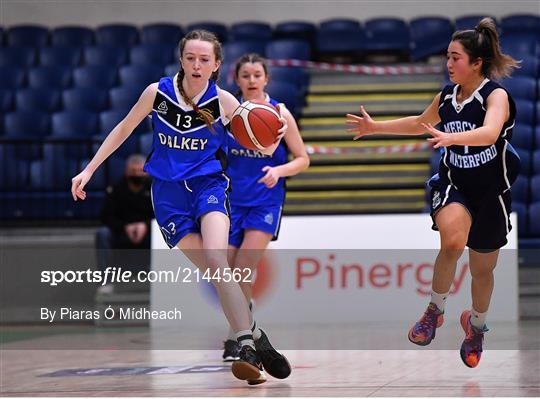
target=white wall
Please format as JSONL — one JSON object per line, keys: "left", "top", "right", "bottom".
{"left": 2, "top": 0, "right": 539, "bottom": 27}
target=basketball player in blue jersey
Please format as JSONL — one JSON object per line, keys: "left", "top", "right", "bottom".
{"left": 71, "top": 30, "right": 291, "bottom": 385}
{"left": 221, "top": 54, "right": 309, "bottom": 361}
{"left": 346, "top": 18, "right": 520, "bottom": 368}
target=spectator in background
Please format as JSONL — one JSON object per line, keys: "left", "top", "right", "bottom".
{"left": 95, "top": 154, "right": 154, "bottom": 294}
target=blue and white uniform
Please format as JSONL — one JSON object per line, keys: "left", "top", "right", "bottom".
{"left": 429, "top": 78, "right": 520, "bottom": 250}
{"left": 145, "top": 75, "right": 230, "bottom": 248}
{"left": 227, "top": 95, "right": 287, "bottom": 247}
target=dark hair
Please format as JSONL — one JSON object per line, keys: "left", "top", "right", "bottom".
{"left": 234, "top": 53, "right": 269, "bottom": 97}
{"left": 451, "top": 17, "right": 519, "bottom": 80}
{"left": 177, "top": 30, "right": 223, "bottom": 130}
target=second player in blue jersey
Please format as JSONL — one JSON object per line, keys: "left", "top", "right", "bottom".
{"left": 222, "top": 54, "right": 309, "bottom": 361}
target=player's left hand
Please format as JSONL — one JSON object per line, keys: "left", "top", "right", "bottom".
{"left": 423, "top": 123, "right": 455, "bottom": 148}
{"left": 258, "top": 166, "right": 281, "bottom": 188}
{"left": 275, "top": 104, "right": 288, "bottom": 141}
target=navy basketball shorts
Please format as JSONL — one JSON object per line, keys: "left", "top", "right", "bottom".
{"left": 228, "top": 203, "right": 283, "bottom": 248}
{"left": 151, "top": 173, "right": 230, "bottom": 248}
{"left": 429, "top": 182, "right": 513, "bottom": 251}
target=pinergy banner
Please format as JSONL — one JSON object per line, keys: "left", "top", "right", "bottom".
{"left": 150, "top": 214, "right": 518, "bottom": 327}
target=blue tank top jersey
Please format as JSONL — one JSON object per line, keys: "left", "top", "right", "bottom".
{"left": 434, "top": 79, "right": 520, "bottom": 195}
{"left": 227, "top": 96, "right": 288, "bottom": 207}
{"left": 144, "top": 76, "right": 228, "bottom": 181}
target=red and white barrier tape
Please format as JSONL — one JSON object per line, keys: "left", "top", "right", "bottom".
{"left": 227, "top": 59, "right": 443, "bottom": 84}
{"left": 267, "top": 59, "right": 444, "bottom": 75}
{"left": 305, "top": 141, "right": 432, "bottom": 155}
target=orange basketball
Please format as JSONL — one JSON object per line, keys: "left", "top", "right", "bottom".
{"left": 231, "top": 100, "right": 282, "bottom": 151}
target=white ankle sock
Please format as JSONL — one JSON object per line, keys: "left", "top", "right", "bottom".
{"left": 430, "top": 290, "right": 449, "bottom": 312}
{"left": 236, "top": 330, "right": 255, "bottom": 349}
{"left": 251, "top": 320, "right": 262, "bottom": 340}
{"left": 470, "top": 308, "right": 487, "bottom": 329}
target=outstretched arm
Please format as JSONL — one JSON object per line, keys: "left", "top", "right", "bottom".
{"left": 71, "top": 83, "right": 157, "bottom": 201}
{"left": 424, "top": 89, "right": 510, "bottom": 148}
{"left": 346, "top": 93, "right": 442, "bottom": 139}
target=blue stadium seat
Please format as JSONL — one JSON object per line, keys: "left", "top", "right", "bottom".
{"left": 30, "top": 158, "right": 79, "bottom": 190}
{"left": 224, "top": 41, "right": 267, "bottom": 63}
{"left": 139, "top": 132, "right": 153, "bottom": 155}
{"left": 130, "top": 44, "right": 175, "bottom": 67}
{"left": 517, "top": 148, "right": 532, "bottom": 175}
{"left": 39, "top": 46, "right": 82, "bottom": 67}
{"left": 267, "top": 66, "right": 309, "bottom": 90}
{"left": 266, "top": 81, "right": 298, "bottom": 115}
{"left": 62, "top": 87, "right": 109, "bottom": 112}
{"left": 98, "top": 110, "right": 147, "bottom": 157}
{"left": 512, "top": 174, "right": 529, "bottom": 203}
{"left": 186, "top": 22, "right": 228, "bottom": 43}
{"left": 164, "top": 63, "right": 179, "bottom": 77}
{"left": 316, "top": 28, "right": 366, "bottom": 57}
{"left": 6, "top": 25, "right": 49, "bottom": 47}
{"left": 230, "top": 22, "right": 272, "bottom": 42}
{"left": 78, "top": 158, "right": 107, "bottom": 190}
{"left": 4, "top": 111, "right": 50, "bottom": 137}
{"left": 364, "top": 18, "right": 410, "bottom": 53}
{"left": 73, "top": 65, "right": 118, "bottom": 89}
{"left": 533, "top": 149, "right": 540, "bottom": 174}
{"left": 274, "top": 21, "right": 317, "bottom": 44}
{"left": 27, "top": 66, "right": 72, "bottom": 89}
{"left": 531, "top": 175, "right": 540, "bottom": 202}
{"left": 266, "top": 40, "right": 311, "bottom": 60}
{"left": 455, "top": 15, "right": 497, "bottom": 31}
{"left": 410, "top": 17, "right": 453, "bottom": 61}
{"left": 320, "top": 18, "right": 361, "bottom": 31}
{"left": 96, "top": 24, "right": 139, "bottom": 46}
{"left": 16, "top": 88, "right": 62, "bottom": 112}
{"left": 0, "top": 90, "right": 14, "bottom": 113}
{"left": 513, "top": 55, "right": 539, "bottom": 78}
{"left": 0, "top": 47, "right": 37, "bottom": 67}
{"left": 0, "top": 67, "right": 25, "bottom": 90}
{"left": 51, "top": 110, "right": 99, "bottom": 137}
{"left": 529, "top": 202, "right": 540, "bottom": 236}
{"left": 501, "top": 33, "right": 539, "bottom": 57}
{"left": 109, "top": 86, "right": 143, "bottom": 109}
{"left": 515, "top": 100, "right": 535, "bottom": 126}
{"left": 501, "top": 14, "right": 540, "bottom": 35}
{"left": 511, "top": 125, "right": 534, "bottom": 150}
{"left": 0, "top": 159, "right": 30, "bottom": 191}
{"left": 118, "top": 65, "right": 162, "bottom": 87}
{"left": 99, "top": 109, "right": 149, "bottom": 136}
{"left": 51, "top": 26, "right": 94, "bottom": 46}
{"left": 503, "top": 76, "right": 537, "bottom": 101}
{"left": 141, "top": 23, "right": 184, "bottom": 45}
{"left": 512, "top": 201, "right": 528, "bottom": 236}
{"left": 84, "top": 45, "right": 129, "bottom": 67}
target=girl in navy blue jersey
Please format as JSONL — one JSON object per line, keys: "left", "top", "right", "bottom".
{"left": 346, "top": 18, "right": 519, "bottom": 368}
{"left": 71, "top": 30, "right": 291, "bottom": 384}
{"left": 221, "top": 54, "right": 309, "bottom": 361}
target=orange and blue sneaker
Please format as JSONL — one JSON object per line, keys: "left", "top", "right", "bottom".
{"left": 408, "top": 303, "right": 444, "bottom": 346}
{"left": 460, "top": 310, "right": 488, "bottom": 368}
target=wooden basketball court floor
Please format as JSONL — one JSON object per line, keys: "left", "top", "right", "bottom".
{"left": 1, "top": 322, "right": 539, "bottom": 397}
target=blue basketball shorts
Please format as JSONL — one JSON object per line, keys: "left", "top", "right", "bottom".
{"left": 228, "top": 203, "right": 283, "bottom": 248}
{"left": 429, "top": 181, "right": 513, "bottom": 251}
{"left": 151, "top": 173, "right": 230, "bottom": 248}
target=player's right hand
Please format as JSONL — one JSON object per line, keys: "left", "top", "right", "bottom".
{"left": 71, "top": 170, "right": 93, "bottom": 201}
{"left": 346, "top": 106, "right": 376, "bottom": 140}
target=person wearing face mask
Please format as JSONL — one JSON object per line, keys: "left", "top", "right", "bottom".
{"left": 95, "top": 154, "right": 153, "bottom": 295}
